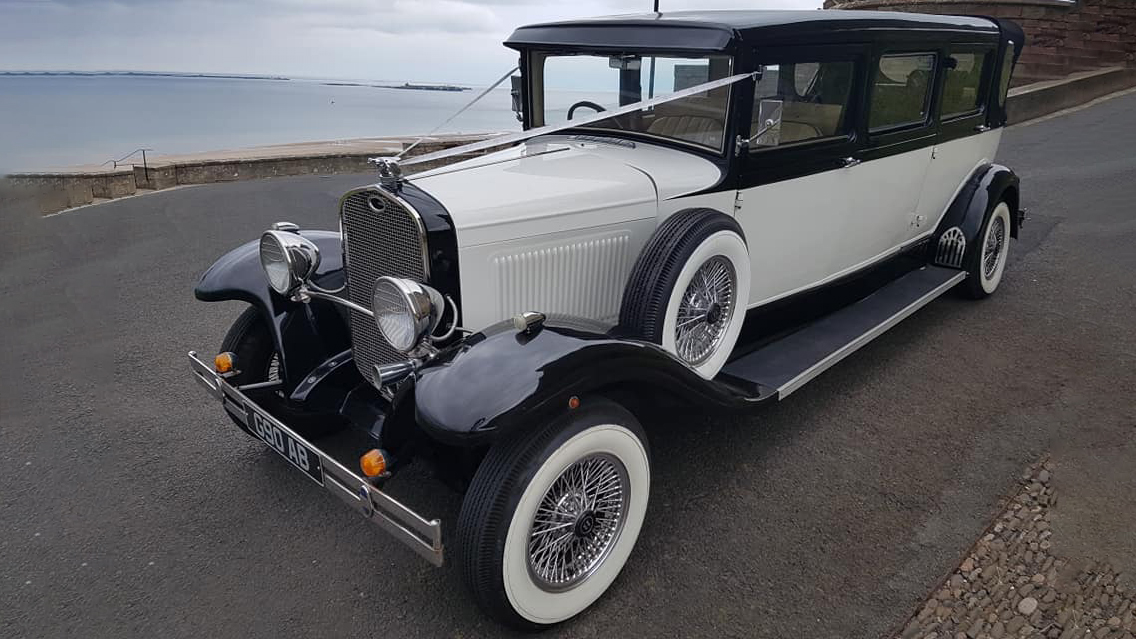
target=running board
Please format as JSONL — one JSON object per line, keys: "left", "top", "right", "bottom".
{"left": 720, "top": 266, "right": 966, "bottom": 400}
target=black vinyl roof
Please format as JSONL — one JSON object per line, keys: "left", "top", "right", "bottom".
{"left": 505, "top": 10, "right": 1002, "bottom": 52}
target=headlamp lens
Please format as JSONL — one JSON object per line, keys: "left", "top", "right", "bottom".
{"left": 373, "top": 278, "right": 419, "bottom": 352}
{"left": 259, "top": 233, "right": 293, "bottom": 294}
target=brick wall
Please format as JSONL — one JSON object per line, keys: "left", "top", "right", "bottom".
{"left": 822, "top": 0, "right": 1136, "bottom": 84}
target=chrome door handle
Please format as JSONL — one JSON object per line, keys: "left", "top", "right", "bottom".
{"left": 975, "top": 125, "right": 991, "bottom": 132}
{"left": 842, "top": 157, "right": 861, "bottom": 168}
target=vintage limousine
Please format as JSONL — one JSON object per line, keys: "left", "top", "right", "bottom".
{"left": 188, "top": 10, "right": 1025, "bottom": 628}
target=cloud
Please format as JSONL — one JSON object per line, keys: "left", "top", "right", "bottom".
{"left": 0, "top": 0, "right": 823, "bottom": 80}
{"left": 284, "top": 0, "right": 505, "bottom": 35}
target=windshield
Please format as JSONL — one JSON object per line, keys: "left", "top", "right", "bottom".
{"left": 531, "top": 52, "right": 734, "bottom": 152}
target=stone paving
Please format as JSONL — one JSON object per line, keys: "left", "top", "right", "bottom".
{"left": 896, "top": 459, "right": 1136, "bottom": 639}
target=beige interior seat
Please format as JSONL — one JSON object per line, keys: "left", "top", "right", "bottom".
{"left": 753, "top": 101, "right": 845, "bottom": 144}
{"left": 647, "top": 114, "right": 724, "bottom": 148}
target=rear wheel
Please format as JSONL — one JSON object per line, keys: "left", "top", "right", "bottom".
{"left": 962, "top": 201, "right": 1012, "bottom": 299}
{"left": 457, "top": 399, "right": 650, "bottom": 629}
{"left": 219, "top": 306, "right": 279, "bottom": 428}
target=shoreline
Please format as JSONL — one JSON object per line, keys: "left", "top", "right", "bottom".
{"left": 4, "top": 133, "right": 499, "bottom": 215}
{"left": 6, "top": 66, "right": 1135, "bottom": 216}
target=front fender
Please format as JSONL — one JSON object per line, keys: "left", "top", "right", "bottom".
{"left": 195, "top": 230, "right": 349, "bottom": 385}
{"left": 413, "top": 319, "right": 768, "bottom": 447}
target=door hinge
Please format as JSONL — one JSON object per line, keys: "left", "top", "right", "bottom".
{"left": 734, "top": 135, "right": 749, "bottom": 157}
{"left": 734, "top": 191, "right": 744, "bottom": 213}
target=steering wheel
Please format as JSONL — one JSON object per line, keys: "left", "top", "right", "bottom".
{"left": 566, "top": 100, "right": 625, "bottom": 129}
{"left": 567, "top": 100, "right": 606, "bottom": 120}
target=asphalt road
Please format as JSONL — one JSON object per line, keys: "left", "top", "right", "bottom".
{"left": 2, "top": 92, "right": 1134, "bottom": 639}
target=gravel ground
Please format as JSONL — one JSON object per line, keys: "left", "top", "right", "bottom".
{"left": 896, "top": 459, "right": 1136, "bottom": 639}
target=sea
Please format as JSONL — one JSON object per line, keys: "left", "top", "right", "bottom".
{"left": 0, "top": 73, "right": 547, "bottom": 173}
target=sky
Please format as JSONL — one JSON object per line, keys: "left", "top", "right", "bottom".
{"left": 0, "top": 0, "right": 822, "bottom": 83}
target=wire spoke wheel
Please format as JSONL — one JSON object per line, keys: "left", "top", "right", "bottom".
{"left": 962, "top": 201, "right": 1012, "bottom": 299}
{"left": 674, "top": 256, "right": 736, "bottom": 366}
{"left": 526, "top": 453, "right": 630, "bottom": 592}
{"left": 983, "top": 215, "right": 1006, "bottom": 279}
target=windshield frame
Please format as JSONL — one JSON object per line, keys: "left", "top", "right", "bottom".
{"left": 524, "top": 49, "right": 737, "bottom": 156}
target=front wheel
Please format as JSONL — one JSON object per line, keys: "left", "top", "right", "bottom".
{"left": 218, "top": 306, "right": 279, "bottom": 430}
{"left": 457, "top": 399, "right": 650, "bottom": 629}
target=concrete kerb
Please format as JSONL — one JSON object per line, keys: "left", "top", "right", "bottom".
{"left": 1007, "top": 67, "right": 1136, "bottom": 124}
{"left": 5, "top": 135, "right": 496, "bottom": 215}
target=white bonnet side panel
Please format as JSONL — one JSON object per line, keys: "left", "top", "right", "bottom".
{"left": 458, "top": 219, "right": 655, "bottom": 331}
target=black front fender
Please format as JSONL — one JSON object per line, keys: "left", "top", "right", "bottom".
{"left": 413, "top": 319, "right": 768, "bottom": 447}
{"left": 195, "top": 230, "right": 349, "bottom": 386}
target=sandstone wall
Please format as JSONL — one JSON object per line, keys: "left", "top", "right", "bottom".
{"left": 823, "top": 0, "right": 1136, "bottom": 84}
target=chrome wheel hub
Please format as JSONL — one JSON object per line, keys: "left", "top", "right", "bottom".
{"left": 527, "top": 454, "right": 629, "bottom": 591}
{"left": 675, "top": 256, "right": 736, "bottom": 365}
{"left": 983, "top": 216, "right": 1006, "bottom": 279}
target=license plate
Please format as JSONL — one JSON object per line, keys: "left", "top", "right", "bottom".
{"left": 244, "top": 404, "right": 324, "bottom": 485}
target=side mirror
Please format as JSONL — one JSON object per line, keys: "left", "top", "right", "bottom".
{"left": 510, "top": 75, "right": 523, "bottom": 123}
{"left": 753, "top": 99, "right": 783, "bottom": 147}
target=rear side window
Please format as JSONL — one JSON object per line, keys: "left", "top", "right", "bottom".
{"left": 997, "top": 44, "right": 1015, "bottom": 107}
{"left": 941, "top": 51, "right": 991, "bottom": 119}
{"left": 750, "top": 60, "right": 854, "bottom": 149}
{"left": 869, "top": 53, "right": 936, "bottom": 131}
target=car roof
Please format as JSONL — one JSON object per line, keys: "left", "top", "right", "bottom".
{"left": 505, "top": 10, "right": 1001, "bottom": 53}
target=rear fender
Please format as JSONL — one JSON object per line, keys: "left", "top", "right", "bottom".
{"left": 934, "top": 163, "right": 1021, "bottom": 250}
{"left": 413, "top": 318, "right": 768, "bottom": 447}
{"left": 194, "top": 230, "right": 349, "bottom": 386}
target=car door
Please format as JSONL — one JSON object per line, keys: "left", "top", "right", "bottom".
{"left": 846, "top": 49, "right": 941, "bottom": 264}
{"left": 735, "top": 45, "right": 867, "bottom": 307}
{"left": 916, "top": 45, "right": 1000, "bottom": 235}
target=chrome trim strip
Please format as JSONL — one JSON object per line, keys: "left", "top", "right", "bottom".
{"left": 303, "top": 288, "right": 374, "bottom": 317}
{"left": 775, "top": 268, "right": 967, "bottom": 399}
{"left": 187, "top": 350, "right": 444, "bottom": 566}
{"left": 236, "top": 380, "right": 285, "bottom": 392}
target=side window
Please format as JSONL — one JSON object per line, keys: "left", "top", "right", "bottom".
{"left": 750, "top": 60, "right": 854, "bottom": 149}
{"left": 869, "top": 53, "right": 936, "bottom": 132}
{"left": 997, "top": 44, "right": 1015, "bottom": 107}
{"left": 941, "top": 51, "right": 991, "bottom": 120}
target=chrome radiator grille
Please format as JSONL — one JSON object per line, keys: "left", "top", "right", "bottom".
{"left": 340, "top": 188, "right": 429, "bottom": 382}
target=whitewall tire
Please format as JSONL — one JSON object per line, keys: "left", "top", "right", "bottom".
{"left": 963, "top": 201, "right": 1012, "bottom": 298}
{"left": 620, "top": 209, "right": 751, "bottom": 379}
{"left": 457, "top": 400, "right": 650, "bottom": 629}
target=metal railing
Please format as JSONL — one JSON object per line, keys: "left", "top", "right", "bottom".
{"left": 102, "top": 148, "right": 153, "bottom": 182}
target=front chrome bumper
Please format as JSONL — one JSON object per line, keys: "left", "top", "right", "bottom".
{"left": 187, "top": 350, "right": 444, "bottom": 566}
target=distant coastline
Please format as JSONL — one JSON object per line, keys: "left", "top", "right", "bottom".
{"left": 323, "top": 81, "right": 471, "bottom": 92}
{"left": 0, "top": 72, "right": 519, "bottom": 172}
{"left": 0, "top": 71, "right": 290, "bottom": 81}
{"left": 1, "top": 72, "right": 475, "bottom": 90}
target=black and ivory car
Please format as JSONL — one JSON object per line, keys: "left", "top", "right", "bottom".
{"left": 188, "top": 10, "right": 1025, "bottom": 629}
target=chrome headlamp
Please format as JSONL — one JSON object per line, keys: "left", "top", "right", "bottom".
{"left": 372, "top": 276, "right": 445, "bottom": 353}
{"left": 259, "top": 225, "right": 321, "bottom": 296}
